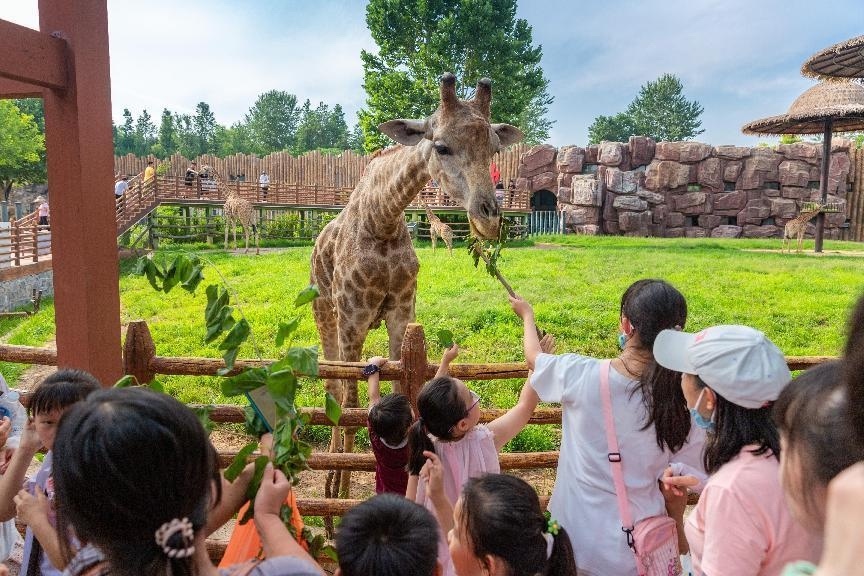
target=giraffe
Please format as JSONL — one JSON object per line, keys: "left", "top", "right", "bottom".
{"left": 205, "top": 166, "right": 260, "bottom": 255}
{"left": 420, "top": 200, "right": 455, "bottom": 255}
{"left": 783, "top": 205, "right": 822, "bottom": 253}
{"left": 310, "top": 73, "right": 522, "bottom": 497}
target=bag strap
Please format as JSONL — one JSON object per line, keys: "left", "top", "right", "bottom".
{"left": 600, "top": 360, "right": 636, "bottom": 545}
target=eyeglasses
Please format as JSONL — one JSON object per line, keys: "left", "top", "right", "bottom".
{"left": 448, "top": 390, "right": 480, "bottom": 436}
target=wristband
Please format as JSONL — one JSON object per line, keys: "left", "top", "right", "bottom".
{"left": 362, "top": 364, "right": 381, "bottom": 377}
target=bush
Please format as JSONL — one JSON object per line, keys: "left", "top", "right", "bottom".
{"left": 502, "top": 425, "right": 560, "bottom": 453}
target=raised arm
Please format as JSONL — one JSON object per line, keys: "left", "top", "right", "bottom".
{"left": 0, "top": 418, "right": 40, "bottom": 523}
{"left": 421, "top": 451, "right": 454, "bottom": 536}
{"left": 509, "top": 295, "right": 542, "bottom": 370}
{"left": 434, "top": 344, "right": 460, "bottom": 379}
{"left": 365, "top": 356, "right": 388, "bottom": 407}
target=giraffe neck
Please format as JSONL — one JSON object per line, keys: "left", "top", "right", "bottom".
{"left": 424, "top": 205, "right": 436, "bottom": 221}
{"left": 797, "top": 211, "right": 819, "bottom": 223}
{"left": 356, "top": 144, "right": 431, "bottom": 237}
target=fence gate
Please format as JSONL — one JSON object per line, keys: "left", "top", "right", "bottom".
{"left": 527, "top": 210, "right": 564, "bottom": 236}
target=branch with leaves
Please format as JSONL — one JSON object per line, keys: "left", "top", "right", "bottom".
{"left": 135, "top": 253, "right": 338, "bottom": 560}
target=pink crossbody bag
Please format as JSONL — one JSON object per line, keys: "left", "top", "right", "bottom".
{"left": 600, "top": 360, "right": 683, "bottom": 576}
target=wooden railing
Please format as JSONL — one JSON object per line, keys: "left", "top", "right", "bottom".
{"left": 0, "top": 217, "right": 50, "bottom": 268}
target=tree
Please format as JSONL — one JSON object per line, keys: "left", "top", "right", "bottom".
{"left": 358, "top": 0, "right": 553, "bottom": 151}
{"left": 0, "top": 101, "right": 45, "bottom": 201}
{"left": 245, "top": 90, "right": 300, "bottom": 155}
{"left": 216, "top": 122, "right": 255, "bottom": 156}
{"left": 192, "top": 102, "right": 218, "bottom": 156}
{"left": 116, "top": 108, "right": 136, "bottom": 155}
{"left": 135, "top": 109, "right": 157, "bottom": 156}
{"left": 154, "top": 109, "right": 178, "bottom": 158}
{"left": 588, "top": 74, "right": 704, "bottom": 144}
{"left": 294, "top": 100, "right": 351, "bottom": 154}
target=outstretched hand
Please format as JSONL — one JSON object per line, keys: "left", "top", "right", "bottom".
{"left": 539, "top": 333, "right": 556, "bottom": 354}
{"left": 441, "top": 343, "right": 460, "bottom": 366}
{"left": 508, "top": 294, "right": 534, "bottom": 321}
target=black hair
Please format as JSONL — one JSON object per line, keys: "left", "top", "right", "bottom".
{"left": 495, "top": 182, "right": 505, "bottom": 189}
{"left": 53, "top": 388, "right": 220, "bottom": 576}
{"left": 844, "top": 293, "right": 864, "bottom": 448}
{"left": 369, "top": 393, "right": 413, "bottom": 446}
{"left": 336, "top": 493, "right": 439, "bottom": 576}
{"left": 774, "top": 361, "right": 864, "bottom": 527}
{"left": 461, "top": 474, "right": 577, "bottom": 576}
{"left": 407, "top": 377, "right": 465, "bottom": 475}
{"left": 700, "top": 374, "right": 780, "bottom": 474}
{"left": 621, "top": 279, "right": 691, "bottom": 452}
{"left": 29, "top": 369, "right": 101, "bottom": 417}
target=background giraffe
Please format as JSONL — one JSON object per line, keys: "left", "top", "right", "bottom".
{"left": 420, "top": 200, "right": 455, "bottom": 255}
{"left": 310, "top": 73, "right": 522, "bottom": 497}
{"left": 783, "top": 205, "right": 822, "bottom": 253}
{"left": 205, "top": 166, "right": 260, "bottom": 255}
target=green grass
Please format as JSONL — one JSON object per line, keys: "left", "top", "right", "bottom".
{"left": 8, "top": 236, "right": 864, "bottom": 451}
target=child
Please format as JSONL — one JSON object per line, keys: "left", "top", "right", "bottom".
{"left": 335, "top": 493, "right": 440, "bottom": 576}
{"left": 654, "top": 324, "right": 820, "bottom": 576}
{"left": 0, "top": 369, "right": 101, "bottom": 576}
{"left": 407, "top": 338, "right": 554, "bottom": 576}
{"left": 52, "top": 387, "right": 324, "bottom": 576}
{"left": 424, "top": 456, "right": 577, "bottom": 576}
{"left": 364, "top": 356, "right": 412, "bottom": 495}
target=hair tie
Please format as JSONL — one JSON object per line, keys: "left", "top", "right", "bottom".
{"left": 154, "top": 517, "right": 195, "bottom": 559}
{"left": 543, "top": 532, "right": 554, "bottom": 559}
{"left": 546, "top": 517, "right": 560, "bottom": 536}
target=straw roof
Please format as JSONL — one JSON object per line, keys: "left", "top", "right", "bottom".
{"left": 742, "top": 81, "right": 864, "bottom": 135}
{"left": 33, "top": 195, "right": 46, "bottom": 203}
{"left": 802, "top": 35, "right": 864, "bottom": 80}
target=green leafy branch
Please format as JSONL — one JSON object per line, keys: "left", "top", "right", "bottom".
{"left": 467, "top": 218, "right": 515, "bottom": 297}
{"left": 135, "top": 254, "right": 338, "bottom": 560}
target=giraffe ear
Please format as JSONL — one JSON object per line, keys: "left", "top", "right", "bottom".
{"left": 492, "top": 123, "right": 523, "bottom": 148}
{"left": 379, "top": 119, "right": 429, "bottom": 146}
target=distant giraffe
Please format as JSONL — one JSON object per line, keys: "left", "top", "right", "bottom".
{"left": 205, "top": 166, "right": 260, "bottom": 255}
{"left": 420, "top": 200, "right": 455, "bottom": 255}
{"left": 783, "top": 205, "right": 822, "bottom": 253}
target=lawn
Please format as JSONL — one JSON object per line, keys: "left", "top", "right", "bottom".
{"left": 3, "top": 235, "right": 863, "bottom": 450}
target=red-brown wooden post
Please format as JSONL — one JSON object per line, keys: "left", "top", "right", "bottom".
{"left": 11, "top": 219, "right": 20, "bottom": 267}
{"left": 36, "top": 0, "right": 122, "bottom": 384}
{"left": 399, "top": 323, "right": 429, "bottom": 411}
{"left": 123, "top": 321, "right": 156, "bottom": 384}
{"left": 31, "top": 220, "right": 38, "bottom": 263}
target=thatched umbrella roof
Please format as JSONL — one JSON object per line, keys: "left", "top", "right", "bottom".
{"left": 801, "top": 35, "right": 864, "bottom": 80}
{"left": 741, "top": 81, "right": 864, "bottom": 135}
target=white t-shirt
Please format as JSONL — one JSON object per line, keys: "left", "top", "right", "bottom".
{"left": 259, "top": 173, "right": 270, "bottom": 187}
{"left": 114, "top": 180, "right": 129, "bottom": 196}
{"left": 686, "top": 447, "right": 820, "bottom": 576}
{"left": 531, "top": 353, "right": 706, "bottom": 576}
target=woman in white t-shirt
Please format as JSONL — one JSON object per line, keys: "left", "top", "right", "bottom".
{"left": 510, "top": 279, "right": 707, "bottom": 576}
{"left": 654, "top": 325, "right": 821, "bottom": 576}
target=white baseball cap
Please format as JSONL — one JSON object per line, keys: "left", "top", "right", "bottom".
{"left": 653, "top": 325, "right": 791, "bottom": 409}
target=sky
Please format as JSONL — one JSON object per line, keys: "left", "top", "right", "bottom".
{"left": 1, "top": 0, "right": 862, "bottom": 147}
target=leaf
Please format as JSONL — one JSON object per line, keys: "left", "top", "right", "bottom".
{"left": 275, "top": 318, "right": 300, "bottom": 347}
{"left": 436, "top": 329, "right": 454, "bottom": 349}
{"left": 219, "top": 318, "right": 250, "bottom": 351}
{"left": 221, "top": 347, "right": 240, "bottom": 373}
{"left": 221, "top": 367, "right": 268, "bottom": 396}
{"left": 205, "top": 285, "right": 229, "bottom": 324}
{"left": 266, "top": 369, "right": 297, "bottom": 402}
{"left": 285, "top": 346, "right": 318, "bottom": 376}
{"left": 113, "top": 375, "right": 137, "bottom": 388}
{"left": 148, "top": 380, "right": 165, "bottom": 394}
{"left": 294, "top": 284, "right": 319, "bottom": 308}
{"left": 224, "top": 441, "right": 258, "bottom": 482}
{"left": 192, "top": 405, "right": 214, "bottom": 434}
{"left": 162, "top": 260, "right": 180, "bottom": 293}
{"left": 181, "top": 266, "right": 203, "bottom": 293}
{"left": 325, "top": 392, "right": 342, "bottom": 426}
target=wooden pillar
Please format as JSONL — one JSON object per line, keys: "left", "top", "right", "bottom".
{"left": 399, "top": 323, "right": 429, "bottom": 410}
{"left": 123, "top": 321, "right": 156, "bottom": 384}
{"left": 39, "top": 0, "right": 122, "bottom": 384}
{"left": 815, "top": 119, "right": 833, "bottom": 253}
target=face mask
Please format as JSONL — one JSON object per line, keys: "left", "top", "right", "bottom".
{"left": 617, "top": 333, "right": 628, "bottom": 350}
{"left": 689, "top": 388, "right": 715, "bottom": 431}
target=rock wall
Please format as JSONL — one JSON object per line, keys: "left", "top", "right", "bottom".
{"left": 516, "top": 139, "right": 854, "bottom": 238}
{"left": 0, "top": 268, "right": 52, "bottom": 312}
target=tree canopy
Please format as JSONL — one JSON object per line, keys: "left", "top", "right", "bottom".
{"left": 358, "top": 0, "right": 553, "bottom": 151}
{"left": 0, "top": 100, "right": 46, "bottom": 201}
{"left": 588, "top": 73, "right": 704, "bottom": 144}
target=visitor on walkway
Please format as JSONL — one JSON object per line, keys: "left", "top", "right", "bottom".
{"left": 36, "top": 197, "right": 49, "bottom": 227}
{"left": 114, "top": 176, "right": 128, "bottom": 213}
{"left": 259, "top": 171, "right": 270, "bottom": 199}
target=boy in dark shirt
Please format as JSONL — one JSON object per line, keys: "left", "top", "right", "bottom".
{"left": 363, "top": 356, "right": 412, "bottom": 495}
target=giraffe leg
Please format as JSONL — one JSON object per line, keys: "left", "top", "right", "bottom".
{"left": 798, "top": 232, "right": 804, "bottom": 253}
{"left": 224, "top": 218, "right": 230, "bottom": 251}
{"left": 233, "top": 223, "right": 238, "bottom": 251}
{"left": 335, "top": 320, "right": 372, "bottom": 499}
{"left": 431, "top": 229, "right": 437, "bottom": 251}
{"left": 244, "top": 223, "right": 250, "bottom": 254}
{"left": 444, "top": 233, "right": 453, "bottom": 256}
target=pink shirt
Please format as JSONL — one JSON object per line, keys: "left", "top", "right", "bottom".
{"left": 686, "top": 446, "right": 820, "bottom": 576}
{"left": 38, "top": 203, "right": 49, "bottom": 217}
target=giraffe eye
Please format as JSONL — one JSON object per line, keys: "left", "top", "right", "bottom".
{"left": 434, "top": 144, "right": 451, "bottom": 156}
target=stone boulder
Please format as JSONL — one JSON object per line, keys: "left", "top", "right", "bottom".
{"left": 828, "top": 153, "right": 851, "bottom": 194}
{"left": 769, "top": 198, "right": 797, "bottom": 219}
{"left": 564, "top": 206, "right": 600, "bottom": 226}
{"left": 571, "top": 176, "right": 602, "bottom": 206}
{"left": 530, "top": 171, "right": 557, "bottom": 192}
{"left": 674, "top": 191, "right": 709, "bottom": 214}
{"left": 713, "top": 190, "right": 747, "bottom": 212}
{"left": 666, "top": 212, "right": 686, "bottom": 228}
{"left": 585, "top": 144, "right": 600, "bottom": 164}
{"left": 711, "top": 225, "right": 743, "bottom": 238}
{"left": 698, "top": 214, "right": 723, "bottom": 229}
{"left": 781, "top": 186, "right": 810, "bottom": 200}
{"left": 697, "top": 158, "right": 723, "bottom": 190}
{"left": 778, "top": 160, "right": 811, "bottom": 187}
{"left": 777, "top": 142, "right": 820, "bottom": 164}
{"left": 520, "top": 144, "right": 557, "bottom": 177}
{"left": 619, "top": 210, "right": 652, "bottom": 234}
{"left": 715, "top": 146, "right": 751, "bottom": 160}
{"left": 724, "top": 161, "right": 743, "bottom": 182}
{"left": 644, "top": 160, "right": 690, "bottom": 190}
{"left": 665, "top": 227, "right": 685, "bottom": 237}
{"left": 685, "top": 227, "right": 708, "bottom": 238}
{"left": 605, "top": 167, "right": 644, "bottom": 194}
{"left": 598, "top": 142, "right": 626, "bottom": 167}
{"left": 655, "top": 141, "right": 713, "bottom": 163}
{"left": 557, "top": 145, "right": 585, "bottom": 174}
{"left": 557, "top": 186, "right": 572, "bottom": 204}
{"left": 738, "top": 199, "right": 771, "bottom": 225}
{"left": 613, "top": 195, "right": 648, "bottom": 212}
{"left": 629, "top": 136, "right": 656, "bottom": 167}
{"left": 637, "top": 188, "right": 665, "bottom": 204}
{"left": 743, "top": 224, "right": 780, "bottom": 238}
{"left": 558, "top": 172, "right": 574, "bottom": 188}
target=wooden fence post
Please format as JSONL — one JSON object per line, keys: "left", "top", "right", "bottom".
{"left": 31, "top": 219, "right": 38, "bottom": 262}
{"left": 399, "top": 323, "right": 428, "bottom": 412}
{"left": 123, "top": 320, "right": 156, "bottom": 385}
{"left": 11, "top": 219, "right": 20, "bottom": 267}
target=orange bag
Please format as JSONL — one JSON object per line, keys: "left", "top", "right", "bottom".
{"left": 218, "top": 490, "right": 306, "bottom": 568}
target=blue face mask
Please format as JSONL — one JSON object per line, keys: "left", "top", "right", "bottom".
{"left": 690, "top": 388, "right": 715, "bottom": 431}
{"left": 617, "top": 333, "right": 628, "bottom": 350}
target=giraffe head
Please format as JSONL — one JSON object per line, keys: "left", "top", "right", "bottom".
{"left": 379, "top": 73, "right": 523, "bottom": 239}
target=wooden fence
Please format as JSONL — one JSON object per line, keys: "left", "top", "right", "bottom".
{"left": 114, "top": 144, "right": 529, "bottom": 193}
{"left": 0, "top": 215, "right": 51, "bottom": 268}
{"left": 845, "top": 147, "right": 864, "bottom": 242}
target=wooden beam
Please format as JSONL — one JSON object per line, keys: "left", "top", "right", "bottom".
{"left": 39, "top": 0, "right": 122, "bottom": 385}
{"left": 0, "top": 78, "right": 43, "bottom": 99}
{"left": 0, "top": 19, "right": 67, "bottom": 91}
